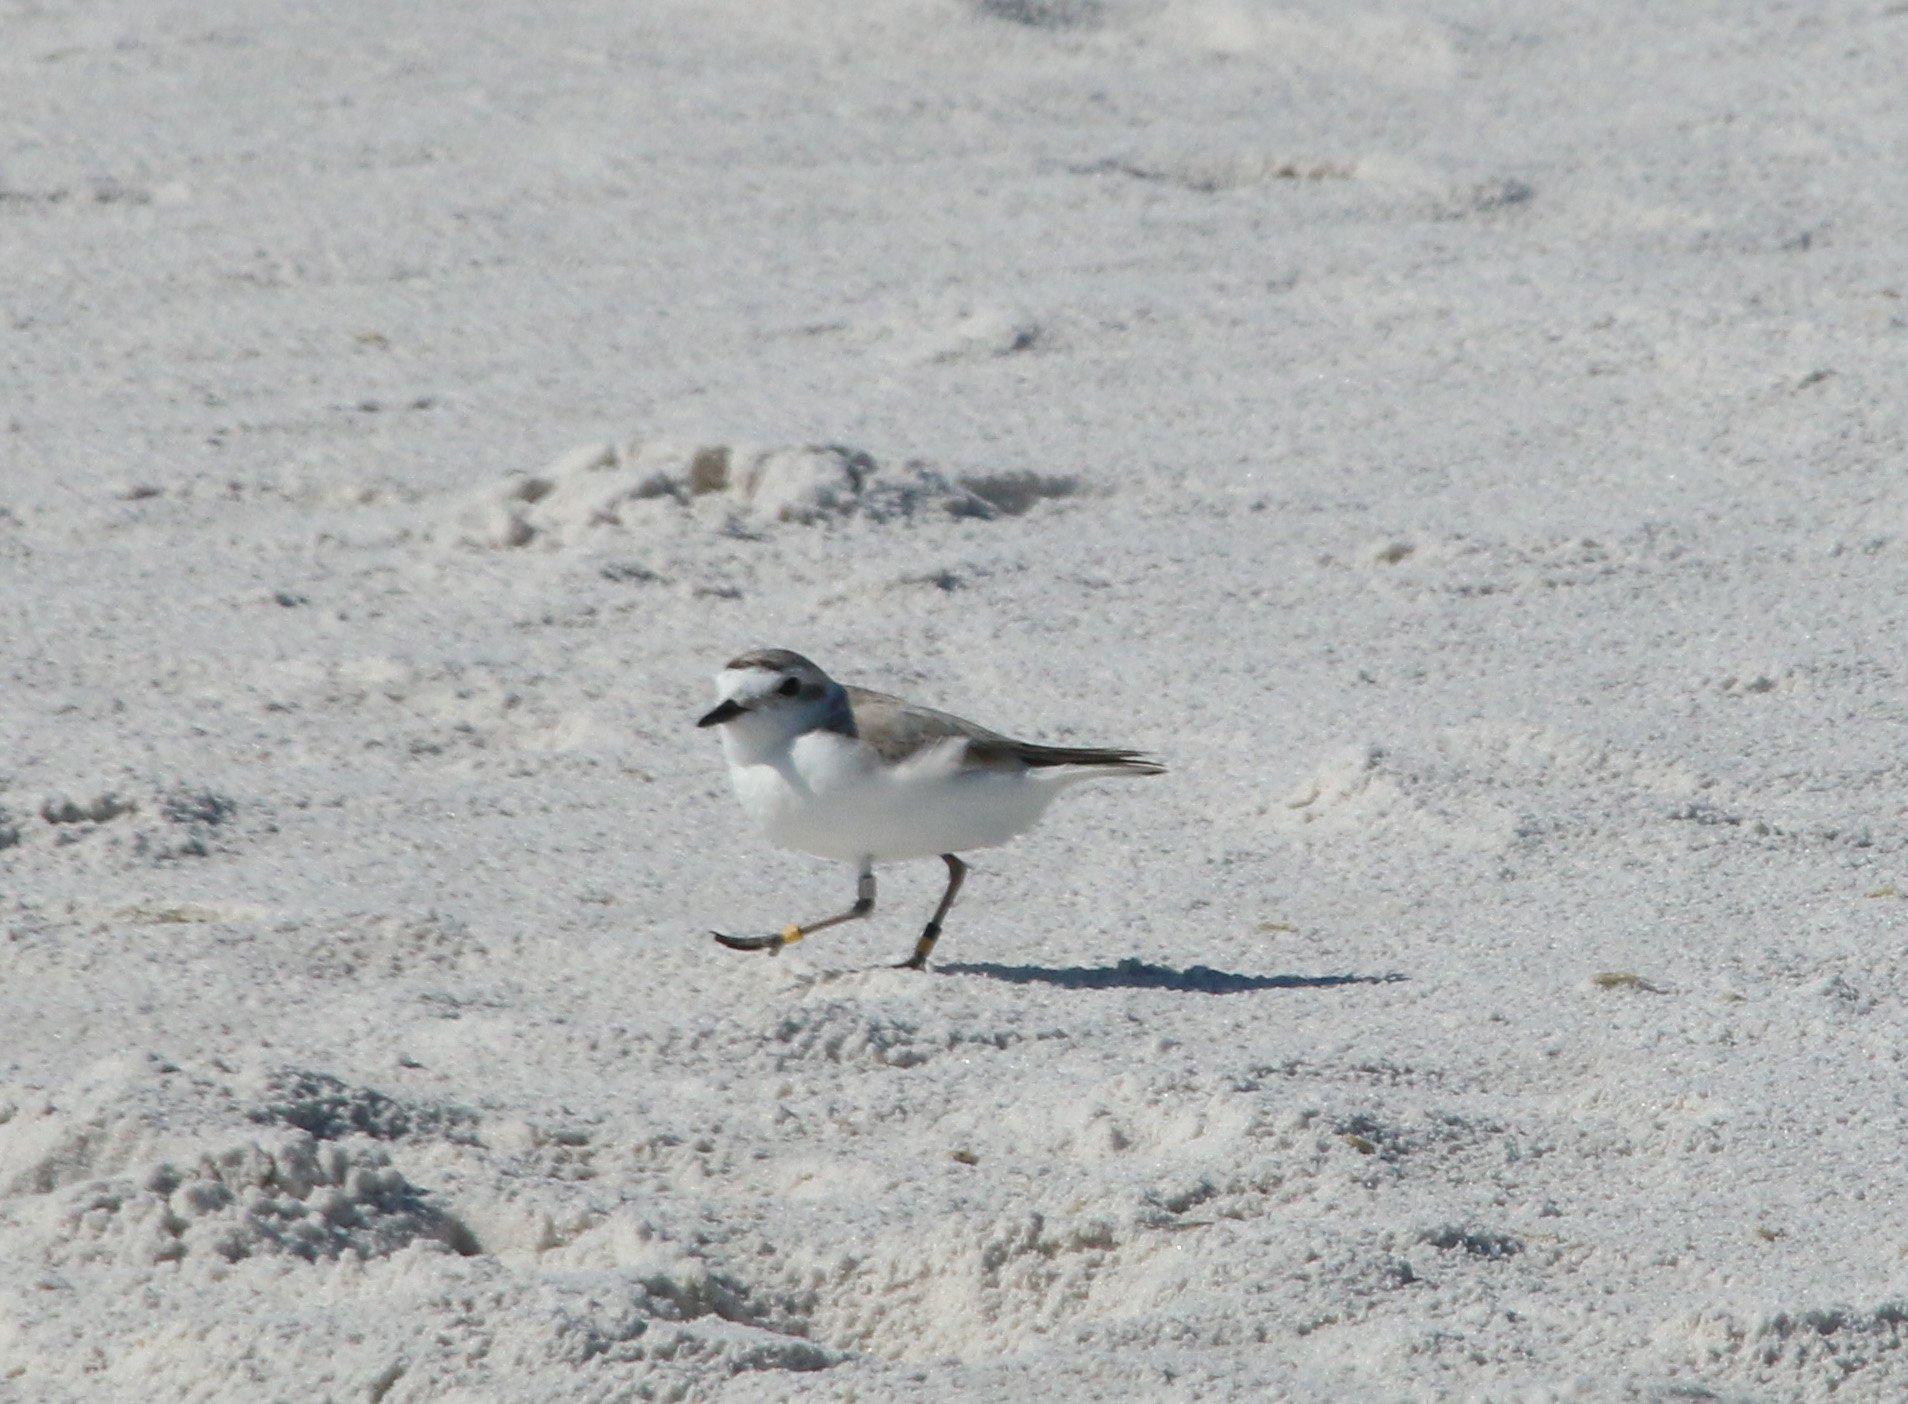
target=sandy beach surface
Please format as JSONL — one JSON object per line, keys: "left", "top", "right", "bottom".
{"left": 6, "top": 1, "right": 1908, "bottom": 1399}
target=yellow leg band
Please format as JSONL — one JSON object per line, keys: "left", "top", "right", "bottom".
{"left": 779, "top": 925, "right": 804, "bottom": 946}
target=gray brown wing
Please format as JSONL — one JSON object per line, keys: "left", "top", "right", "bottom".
{"left": 843, "top": 687, "right": 1162, "bottom": 773}
{"left": 843, "top": 687, "right": 1018, "bottom": 767}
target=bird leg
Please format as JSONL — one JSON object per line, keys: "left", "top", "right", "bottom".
{"left": 898, "top": 854, "right": 967, "bottom": 971}
{"left": 713, "top": 863, "right": 874, "bottom": 955}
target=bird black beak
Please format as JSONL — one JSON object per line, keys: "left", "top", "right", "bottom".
{"left": 697, "top": 698, "right": 746, "bottom": 728}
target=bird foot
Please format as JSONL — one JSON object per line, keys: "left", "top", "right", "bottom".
{"left": 712, "top": 925, "right": 803, "bottom": 955}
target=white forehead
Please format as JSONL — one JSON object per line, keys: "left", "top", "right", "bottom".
{"left": 715, "top": 663, "right": 795, "bottom": 700}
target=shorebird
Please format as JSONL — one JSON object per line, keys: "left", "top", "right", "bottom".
{"left": 697, "top": 648, "right": 1164, "bottom": 969}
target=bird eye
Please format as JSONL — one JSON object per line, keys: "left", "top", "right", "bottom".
{"left": 777, "top": 677, "right": 801, "bottom": 697}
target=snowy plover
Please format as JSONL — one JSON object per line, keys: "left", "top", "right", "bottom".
{"left": 697, "top": 649, "right": 1164, "bottom": 970}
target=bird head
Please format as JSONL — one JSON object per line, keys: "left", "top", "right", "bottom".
{"left": 697, "top": 649, "right": 840, "bottom": 743}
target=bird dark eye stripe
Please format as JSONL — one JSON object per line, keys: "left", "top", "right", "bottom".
{"left": 777, "top": 677, "right": 801, "bottom": 697}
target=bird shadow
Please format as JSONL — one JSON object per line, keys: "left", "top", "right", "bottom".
{"left": 936, "top": 958, "right": 1407, "bottom": 994}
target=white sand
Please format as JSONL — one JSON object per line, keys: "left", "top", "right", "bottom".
{"left": 5, "top": 0, "right": 1908, "bottom": 1398}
